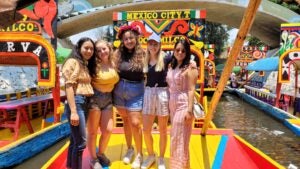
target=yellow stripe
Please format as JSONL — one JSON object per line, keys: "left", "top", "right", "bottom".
{"left": 281, "top": 23, "right": 300, "bottom": 27}
{"left": 234, "top": 135, "right": 285, "bottom": 169}
{"left": 41, "top": 141, "right": 70, "bottom": 169}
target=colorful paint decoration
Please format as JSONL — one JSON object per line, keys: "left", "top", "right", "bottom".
{"left": 204, "top": 59, "right": 215, "bottom": 76}
{"left": 113, "top": 10, "right": 206, "bottom": 48}
{"left": 0, "top": 0, "right": 57, "bottom": 87}
{"left": 204, "top": 44, "right": 215, "bottom": 61}
{"left": 19, "top": 0, "right": 57, "bottom": 39}
{"left": 113, "top": 9, "right": 206, "bottom": 82}
{"left": 229, "top": 46, "right": 268, "bottom": 68}
{"left": 279, "top": 23, "right": 300, "bottom": 83}
{"left": 280, "top": 23, "right": 300, "bottom": 55}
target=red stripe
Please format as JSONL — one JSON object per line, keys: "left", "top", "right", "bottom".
{"left": 112, "top": 12, "right": 118, "bottom": 21}
{"left": 47, "top": 148, "right": 68, "bottom": 169}
{"left": 236, "top": 138, "right": 279, "bottom": 169}
{"left": 200, "top": 10, "right": 207, "bottom": 19}
{"left": 222, "top": 136, "right": 258, "bottom": 169}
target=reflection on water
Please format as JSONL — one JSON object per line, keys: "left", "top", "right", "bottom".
{"left": 213, "top": 93, "right": 300, "bottom": 167}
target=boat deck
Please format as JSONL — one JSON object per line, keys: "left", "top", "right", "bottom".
{"left": 0, "top": 116, "right": 52, "bottom": 148}
{"left": 43, "top": 129, "right": 283, "bottom": 169}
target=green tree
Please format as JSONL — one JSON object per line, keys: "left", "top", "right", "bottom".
{"left": 205, "top": 21, "right": 230, "bottom": 57}
{"left": 103, "top": 25, "right": 114, "bottom": 42}
{"left": 268, "top": 0, "right": 300, "bottom": 14}
{"left": 247, "top": 36, "right": 266, "bottom": 47}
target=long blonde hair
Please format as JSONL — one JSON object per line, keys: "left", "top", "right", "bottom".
{"left": 143, "top": 46, "right": 165, "bottom": 73}
{"left": 93, "top": 40, "right": 116, "bottom": 72}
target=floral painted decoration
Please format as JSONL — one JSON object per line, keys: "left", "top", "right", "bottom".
{"left": 117, "top": 25, "right": 140, "bottom": 39}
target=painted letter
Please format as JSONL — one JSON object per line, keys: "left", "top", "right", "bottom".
{"left": 21, "top": 42, "right": 30, "bottom": 52}
{"left": 33, "top": 46, "right": 42, "bottom": 56}
{"left": 7, "top": 42, "right": 15, "bottom": 52}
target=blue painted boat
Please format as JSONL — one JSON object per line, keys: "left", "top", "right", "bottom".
{"left": 231, "top": 88, "right": 300, "bottom": 136}
{"left": 0, "top": 121, "right": 70, "bottom": 168}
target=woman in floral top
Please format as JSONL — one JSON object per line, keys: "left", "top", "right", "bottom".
{"left": 62, "top": 37, "right": 96, "bottom": 169}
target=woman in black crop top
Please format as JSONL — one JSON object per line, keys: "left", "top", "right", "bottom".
{"left": 141, "top": 34, "right": 169, "bottom": 169}
{"left": 112, "top": 25, "right": 145, "bottom": 169}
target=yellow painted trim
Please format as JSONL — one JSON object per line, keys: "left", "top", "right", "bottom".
{"left": 0, "top": 33, "right": 56, "bottom": 87}
{"left": 287, "top": 118, "right": 300, "bottom": 125}
{"left": 191, "top": 45, "right": 205, "bottom": 83}
{"left": 0, "top": 120, "right": 67, "bottom": 152}
{"left": 234, "top": 135, "right": 285, "bottom": 169}
{"left": 279, "top": 48, "right": 300, "bottom": 83}
{"left": 204, "top": 88, "right": 216, "bottom": 91}
{"left": 41, "top": 141, "right": 70, "bottom": 169}
{"left": 281, "top": 23, "right": 300, "bottom": 27}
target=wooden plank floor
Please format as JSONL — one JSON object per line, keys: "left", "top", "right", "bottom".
{"left": 44, "top": 129, "right": 263, "bottom": 169}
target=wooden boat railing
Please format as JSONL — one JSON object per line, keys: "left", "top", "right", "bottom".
{"left": 244, "top": 85, "right": 277, "bottom": 106}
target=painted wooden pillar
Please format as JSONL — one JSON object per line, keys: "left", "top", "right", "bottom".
{"left": 52, "top": 66, "right": 60, "bottom": 123}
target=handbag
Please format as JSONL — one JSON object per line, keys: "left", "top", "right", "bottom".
{"left": 193, "top": 99, "right": 205, "bottom": 119}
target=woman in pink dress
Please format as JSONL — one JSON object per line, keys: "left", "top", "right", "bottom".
{"left": 166, "top": 39, "right": 198, "bottom": 169}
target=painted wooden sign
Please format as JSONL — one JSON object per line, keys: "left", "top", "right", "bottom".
{"left": 279, "top": 23, "right": 300, "bottom": 83}
{"left": 113, "top": 9, "right": 206, "bottom": 83}
{"left": 280, "top": 23, "right": 300, "bottom": 55}
{"left": 0, "top": 0, "right": 57, "bottom": 87}
{"left": 228, "top": 46, "right": 268, "bottom": 68}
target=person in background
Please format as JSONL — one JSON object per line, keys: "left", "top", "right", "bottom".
{"left": 62, "top": 37, "right": 96, "bottom": 169}
{"left": 293, "top": 88, "right": 300, "bottom": 116}
{"left": 113, "top": 25, "right": 145, "bottom": 169}
{"left": 141, "top": 34, "right": 170, "bottom": 169}
{"left": 87, "top": 40, "right": 119, "bottom": 169}
{"left": 166, "top": 39, "right": 198, "bottom": 169}
{"left": 230, "top": 72, "right": 237, "bottom": 88}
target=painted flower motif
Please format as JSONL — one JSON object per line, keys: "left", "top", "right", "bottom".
{"left": 117, "top": 25, "right": 140, "bottom": 39}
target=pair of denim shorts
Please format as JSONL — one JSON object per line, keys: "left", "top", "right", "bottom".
{"left": 113, "top": 79, "right": 144, "bottom": 112}
{"left": 88, "top": 89, "right": 112, "bottom": 111}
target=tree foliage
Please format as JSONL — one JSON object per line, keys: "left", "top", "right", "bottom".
{"left": 268, "top": 0, "right": 300, "bottom": 14}
{"left": 247, "top": 36, "right": 267, "bottom": 47}
{"left": 205, "top": 21, "right": 230, "bottom": 57}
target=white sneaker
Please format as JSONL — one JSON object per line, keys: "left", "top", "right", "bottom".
{"left": 131, "top": 153, "right": 143, "bottom": 169}
{"left": 123, "top": 147, "right": 135, "bottom": 164}
{"left": 141, "top": 154, "right": 155, "bottom": 169}
{"left": 158, "top": 157, "right": 166, "bottom": 169}
{"left": 90, "top": 159, "right": 103, "bottom": 169}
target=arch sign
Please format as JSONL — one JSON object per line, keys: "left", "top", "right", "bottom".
{"left": 0, "top": 18, "right": 56, "bottom": 87}
{"left": 0, "top": 33, "right": 56, "bottom": 87}
{"left": 113, "top": 9, "right": 206, "bottom": 83}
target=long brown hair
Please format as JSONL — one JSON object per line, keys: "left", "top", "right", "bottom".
{"left": 115, "top": 29, "right": 144, "bottom": 71}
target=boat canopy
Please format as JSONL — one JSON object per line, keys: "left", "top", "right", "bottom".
{"left": 246, "top": 57, "right": 279, "bottom": 71}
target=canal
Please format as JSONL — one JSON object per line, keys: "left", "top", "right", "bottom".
{"left": 13, "top": 93, "right": 300, "bottom": 168}
{"left": 213, "top": 92, "right": 300, "bottom": 168}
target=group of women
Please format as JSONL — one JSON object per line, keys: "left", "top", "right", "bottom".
{"left": 61, "top": 25, "right": 198, "bottom": 169}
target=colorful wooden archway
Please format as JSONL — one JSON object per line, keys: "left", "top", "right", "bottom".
{"left": 0, "top": 33, "right": 56, "bottom": 87}
{"left": 278, "top": 48, "right": 300, "bottom": 83}
{"left": 204, "top": 59, "right": 216, "bottom": 76}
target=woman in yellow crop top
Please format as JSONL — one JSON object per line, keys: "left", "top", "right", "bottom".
{"left": 86, "top": 40, "right": 119, "bottom": 168}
